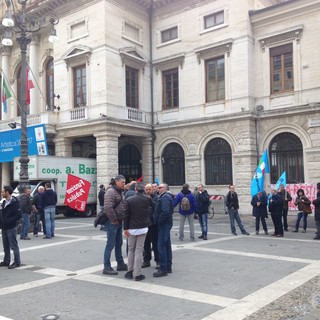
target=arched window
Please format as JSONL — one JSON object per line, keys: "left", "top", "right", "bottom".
{"left": 205, "top": 138, "right": 232, "bottom": 185}
{"left": 162, "top": 143, "right": 185, "bottom": 186}
{"left": 46, "top": 58, "right": 54, "bottom": 111}
{"left": 269, "top": 132, "right": 304, "bottom": 183}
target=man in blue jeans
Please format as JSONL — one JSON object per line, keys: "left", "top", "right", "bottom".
{"left": 0, "top": 186, "right": 22, "bottom": 269}
{"left": 42, "top": 182, "right": 57, "bottom": 239}
{"left": 226, "top": 185, "right": 250, "bottom": 236}
{"left": 103, "top": 175, "right": 128, "bottom": 275}
{"left": 19, "top": 186, "right": 32, "bottom": 240}
{"left": 153, "top": 183, "right": 174, "bottom": 277}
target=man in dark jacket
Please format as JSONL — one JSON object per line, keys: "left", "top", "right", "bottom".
{"left": 142, "top": 183, "right": 159, "bottom": 269}
{"left": 32, "top": 186, "right": 45, "bottom": 237}
{"left": 153, "top": 183, "right": 174, "bottom": 277}
{"left": 103, "top": 175, "right": 128, "bottom": 275}
{"left": 312, "top": 183, "right": 320, "bottom": 240}
{"left": 42, "top": 182, "right": 57, "bottom": 239}
{"left": 123, "top": 182, "right": 152, "bottom": 281}
{"left": 226, "top": 185, "right": 250, "bottom": 236}
{"left": 195, "top": 184, "right": 210, "bottom": 240}
{"left": 278, "top": 184, "right": 292, "bottom": 231}
{"left": 173, "top": 183, "right": 198, "bottom": 241}
{"left": 269, "top": 188, "right": 284, "bottom": 237}
{"left": 98, "top": 184, "right": 106, "bottom": 231}
{"left": 19, "top": 186, "right": 32, "bottom": 240}
{"left": 0, "top": 186, "right": 22, "bottom": 269}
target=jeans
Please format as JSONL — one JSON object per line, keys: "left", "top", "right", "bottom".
{"left": 127, "top": 232, "right": 147, "bottom": 277}
{"left": 44, "top": 206, "right": 56, "bottom": 238}
{"left": 2, "top": 227, "right": 21, "bottom": 265}
{"left": 315, "top": 220, "right": 320, "bottom": 238}
{"left": 33, "top": 213, "right": 40, "bottom": 235}
{"left": 198, "top": 213, "right": 208, "bottom": 236}
{"left": 20, "top": 213, "right": 30, "bottom": 239}
{"left": 295, "top": 212, "right": 308, "bottom": 231}
{"left": 228, "top": 208, "right": 246, "bottom": 234}
{"left": 103, "top": 220, "right": 125, "bottom": 269}
{"left": 157, "top": 222, "right": 172, "bottom": 272}
{"left": 179, "top": 214, "right": 195, "bottom": 240}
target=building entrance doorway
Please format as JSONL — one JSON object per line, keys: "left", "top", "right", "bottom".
{"left": 118, "top": 144, "right": 142, "bottom": 182}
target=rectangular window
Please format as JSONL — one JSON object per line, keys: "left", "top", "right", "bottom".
{"left": 125, "top": 66, "right": 139, "bottom": 108}
{"left": 270, "top": 44, "right": 293, "bottom": 94}
{"left": 206, "top": 56, "right": 225, "bottom": 102}
{"left": 204, "top": 11, "right": 224, "bottom": 29}
{"left": 161, "top": 26, "right": 178, "bottom": 43}
{"left": 162, "top": 68, "right": 179, "bottom": 109}
{"left": 125, "top": 22, "right": 139, "bottom": 42}
{"left": 73, "top": 64, "right": 86, "bottom": 108}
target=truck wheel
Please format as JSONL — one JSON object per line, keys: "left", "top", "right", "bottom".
{"left": 83, "top": 206, "right": 93, "bottom": 217}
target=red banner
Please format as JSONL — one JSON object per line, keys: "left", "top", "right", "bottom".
{"left": 64, "top": 174, "right": 91, "bottom": 212}
{"left": 271, "top": 183, "right": 317, "bottom": 211}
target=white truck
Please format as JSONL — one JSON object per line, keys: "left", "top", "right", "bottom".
{"left": 13, "top": 155, "right": 97, "bottom": 217}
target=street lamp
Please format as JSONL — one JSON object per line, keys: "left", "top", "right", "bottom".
{"left": 1, "top": 0, "right": 58, "bottom": 190}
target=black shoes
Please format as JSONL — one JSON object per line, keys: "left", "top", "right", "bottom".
{"left": 198, "top": 235, "right": 204, "bottom": 239}
{"left": 313, "top": 237, "right": 320, "bottom": 240}
{"left": 292, "top": 229, "right": 298, "bottom": 232}
{"left": 8, "top": 262, "right": 21, "bottom": 269}
{"left": 135, "top": 275, "right": 145, "bottom": 281}
{"left": 242, "top": 232, "right": 250, "bottom": 235}
{"left": 103, "top": 267, "right": 118, "bottom": 275}
{"left": 124, "top": 271, "right": 133, "bottom": 279}
{"left": 203, "top": 235, "right": 208, "bottom": 240}
{"left": 141, "top": 261, "right": 151, "bottom": 268}
{"left": 0, "top": 261, "right": 9, "bottom": 267}
{"left": 117, "top": 263, "right": 128, "bottom": 271}
{"left": 153, "top": 269, "right": 168, "bottom": 277}
{"left": 232, "top": 232, "right": 237, "bottom": 236}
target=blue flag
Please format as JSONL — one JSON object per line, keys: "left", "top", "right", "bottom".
{"left": 155, "top": 177, "right": 159, "bottom": 186}
{"left": 274, "top": 171, "right": 286, "bottom": 190}
{"left": 251, "top": 150, "right": 270, "bottom": 196}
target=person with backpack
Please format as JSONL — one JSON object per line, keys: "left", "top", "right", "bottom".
{"left": 173, "top": 184, "right": 198, "bottom": 241}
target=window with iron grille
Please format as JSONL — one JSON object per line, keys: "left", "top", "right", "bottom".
{"left": 162, "top": 143, "right": 185, "bottom": 186}
{"left": 270, "top": 44, "right": 293, "bottom": 94}
{"left": 269, "top": 132, "right": 304, "bottom": 184}
{"left": 126, "top": 66, "right": 139, "bottom": 108}
{"left": 162, "top": 68, "right": 179, "bottom": 109}
{"left": 73, "top": 64, "right": 86, "bottom": 108}
{"left": 161, "top": 26, "right": 178, "bottom": 43}
{"left": 206, "top": 56, "right": 225, "bottom": 102}
{"left": 118, "top": 144, "right": 142, "bottom": 183}
{"left": 205, "top": 138, "right": 232, "bottom": 185}
{"left": 46, "top": 58, "right": 54, "bottom": 111}
{"left": 204, "top": 11, "right": 224, "bottom": 29}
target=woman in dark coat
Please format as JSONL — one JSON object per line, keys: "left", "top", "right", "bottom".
{"left": 293, "top": 188, "right": 311, "bottom": 233}
{"left": 251, "top": 191, "right": 268, "bottom": 235}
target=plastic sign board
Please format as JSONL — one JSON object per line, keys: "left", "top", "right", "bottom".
{"left": 64, "top": 174, "right": 91, "bottom": 212}
{"left": 0, "top": 124, "right": 48, "bottom": 163}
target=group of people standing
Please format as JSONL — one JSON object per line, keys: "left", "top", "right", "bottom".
{"left": 0, "top": 183, "right": 57, "bottom": 269}
{"left": 250, "top": 183, "right": 320, "bottom": 239}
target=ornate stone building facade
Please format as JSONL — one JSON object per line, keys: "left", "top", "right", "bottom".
{"left": 1, "top": 0, "right": 320, "bottom": 212}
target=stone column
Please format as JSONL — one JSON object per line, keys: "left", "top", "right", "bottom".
{"left": 141, "top": 137, "right": 153, "bottom": 183}
{"left": 94, "top": 132, "right": 120, "bottom": 188}
{"left": 54, "top": 137, "right": 72, "bottom": 157}
{"left": 29, "top": 35, "right": 40, "bottom": 114}
{"left": 1, "top": 47, "right": 12, "bottom": 186}
{"left": 185, "top": 155, "right": 201, "bottom": 190}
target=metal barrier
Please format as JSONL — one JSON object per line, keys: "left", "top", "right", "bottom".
{"left": 209, "top": 195, "right": 227, "bottom": 216}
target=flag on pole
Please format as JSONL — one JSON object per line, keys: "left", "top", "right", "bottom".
{"left": 155, "top": 177, "right": 159, "bottom": 186}
{"left": 26, "top": 68, "right": 34, "bottom": 105}
{"left": 274, "top": 171, "right": 286, "bottom": 190}
{"left": 1, "top": 74, "right": 12, "bottom": 114}
{"left": 250, "top": 149, "right": 270, "bottom": 196}
{"left": 136, "top": 176, "right": 144, "bottom": 182}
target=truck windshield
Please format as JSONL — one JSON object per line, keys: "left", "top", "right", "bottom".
{"left": 12, "top": 184, "right": 38, "bottom": 197}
